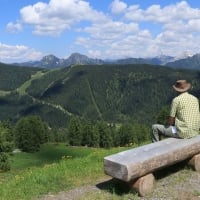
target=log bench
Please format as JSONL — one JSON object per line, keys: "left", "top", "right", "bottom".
{"left": 104, "top": 135, "right": 200, "bottom": 196}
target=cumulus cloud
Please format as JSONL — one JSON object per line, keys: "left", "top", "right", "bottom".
{"left": 6, "top": 22, "right": 22, "bottom": 33}
{"left": 110, "top": 0, "right": 127, "bottom": 14}
{"left": 19, "top": 0, "right": 106, "bottom": 36}
{"left": 188, "top": 19, "right": 200, "bottom": 31}
{"left": 125, "top": 1, "right": 200, "bottom": 23}
{"left": 77, "top": 0, "right": 200, "bottom": 58}
{"left": 4, "top": 0, "right": 200, "bottom": 60}
{"left": 0, "top": 43, "right": 43, "bottom": 63}
{"left": 83, "top": 21, "right": 138, "bottom": 40}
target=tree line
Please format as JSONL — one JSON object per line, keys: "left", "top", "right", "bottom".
{"left": 66, "top": 116, "right": 150, "bottom": 148}
{"left": 0, "top": 114, "right": 153, "bottom": 172}
{"left": 0, "top": 116, "right": 48, "bottom": 171}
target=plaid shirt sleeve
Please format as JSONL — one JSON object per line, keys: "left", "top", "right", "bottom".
{"left": 170, "top": 98, "right": 178, "bottom": 117}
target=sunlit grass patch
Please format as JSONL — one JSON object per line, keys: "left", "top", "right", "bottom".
{"left": 0, "top": 144, "right": 130, "bottom": 200}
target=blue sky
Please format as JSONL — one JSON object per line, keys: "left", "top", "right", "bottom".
{"left": 1, "top": 0, "right": 200, "bottom": 63}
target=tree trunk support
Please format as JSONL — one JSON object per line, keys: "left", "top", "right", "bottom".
{"left": 188, "top": 153, "right": 200, "bottom": 171}
{"left": 129, "top": 173, "right": 155, "bottom": 197}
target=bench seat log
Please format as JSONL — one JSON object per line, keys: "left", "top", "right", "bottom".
{"left": 104, "top": 135, "right": 200, "bottom": 182}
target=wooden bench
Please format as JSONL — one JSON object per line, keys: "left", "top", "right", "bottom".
{"left": 104, "top": 135, "right": 200, "bottom": 196}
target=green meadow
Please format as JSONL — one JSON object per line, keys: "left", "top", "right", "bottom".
{"left": 0, "top": 143, "right": 134, "bottom": 200}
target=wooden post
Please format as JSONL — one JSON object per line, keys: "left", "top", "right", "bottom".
{"left": 129, "top": 173, "right": 155, "bottom": 197}
{"left": 188, "top": 154, "right": 200, "bottom": 171}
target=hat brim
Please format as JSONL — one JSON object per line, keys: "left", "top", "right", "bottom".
{"left": 172, "top": 83, "right": 191, "bottom": 92}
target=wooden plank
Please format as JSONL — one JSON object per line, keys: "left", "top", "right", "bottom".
{"left": 104, "top": 135, "right": 200, "bottom": 182}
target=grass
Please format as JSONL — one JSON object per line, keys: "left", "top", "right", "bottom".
{"left": 2, "top": 142, "right": 198, "bottom": 200}
{"left": 0, "top": 143, "right": 132, "bottom": 200}
{"left": 0, "top": 70, "right": 50, "bottom": 110}
{"left": 10, "top": 143, "right": 93, "bottom": 171}
{"left": 0, "top": 90, "right": 10, "bottom": 96}
{"left": 16, "top": 71, "right": 46, "bottom": 95}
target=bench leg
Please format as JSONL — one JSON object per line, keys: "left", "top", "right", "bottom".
{"left": 129, "top": 173, "right": 155, "bottom": 197}
{"left": 188, "top": 154, "right": 200, "bottom": 171}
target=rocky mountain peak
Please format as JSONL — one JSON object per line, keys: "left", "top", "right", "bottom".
{"left": 67, "top": 52, "right": 89, "bottom": 64}
{"left": 41, "top": 54, "right": 59, "bottom": 62}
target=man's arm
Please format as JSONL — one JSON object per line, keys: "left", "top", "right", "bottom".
{"left": 168, "top": 116, "right": 175, "bottom": 126}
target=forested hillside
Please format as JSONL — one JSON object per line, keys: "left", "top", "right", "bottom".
{"left": 0, "top": 63, "right": 44, "bottom": 91}
{"left": 0, "top": 63, "right": 200, "bottom": 128}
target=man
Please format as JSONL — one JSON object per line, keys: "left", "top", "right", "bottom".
{"left": 152, "top": 80, "right": 200, "bottom": 142}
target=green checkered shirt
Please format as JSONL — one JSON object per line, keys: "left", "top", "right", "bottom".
{"left": 170, "top": 92, "right": 200, "bottom": 138}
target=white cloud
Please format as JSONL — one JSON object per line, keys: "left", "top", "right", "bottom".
{"left": 20, "top": 2, "right": 47, "bottom": 24}
{"left": 75, "top": 19, "right": 142, "bottom": 58}
{"left": 188, "top": 19, "right": 200, "bottom": 31}
{"left": 88, "top": 50, "right": 102, "bottom": 58}
{"left": 110, "top": 0, "right": 127, "bottom": 14}
{"left": 82, "top": 1, "right": 200, "bottom": 58}
{"left": 83, "top": 21, "right": 138, "bottom": 40}
{"left": 19, "top": 0, "right": 106, "bottom": 36}
{"left": 0, "top": 43, "right": 43, "bottom": 63}
{"left": 76, "top": 19, "right": 154, "bottom": 59}
{"left": 6, "top": 22, "right": 22, "bottom": 33}
{"left": 125, "top": 1, "right": 200, "bottom": 23}
{"left": 5, "top": 0, "right": 200, "bottom": 60}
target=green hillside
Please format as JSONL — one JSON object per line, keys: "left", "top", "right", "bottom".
{"left": 0, "top": 63, "right": 44, "bottom": 91}
{"left": 0, "top": 63, "right": 200, "bottom": 128}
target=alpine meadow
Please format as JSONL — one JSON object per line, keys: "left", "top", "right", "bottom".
{"left": 1, "top": 62, "right": 200, "bottom": 199}
{"left": 1, "top": 0, "right": 200, "bottom": 198}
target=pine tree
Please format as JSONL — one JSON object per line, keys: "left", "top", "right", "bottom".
{"left": 118, "top": 123, "right": 133, "bottom": 146}
{"left": 81, "top": 120, "right": 100, "bottom": 147}
{"left": 97, "top": 121, "right": 113, "bottom": 148}
{"left": 68, "top": 116, "right": 82, "bottom": 146}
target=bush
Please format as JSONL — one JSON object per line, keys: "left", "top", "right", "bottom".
{"left": 0, "top": 121, "right": 14, "bottom": 171}
{"left": 14, "top": 115, "right": 48, "bottom": 152}
{"left": 0, "top": 152, "right": 10, "bottom": 171}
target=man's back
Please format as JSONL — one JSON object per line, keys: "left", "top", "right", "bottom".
{"left": 170, "top": 92, "right": 200, "bottom": 138}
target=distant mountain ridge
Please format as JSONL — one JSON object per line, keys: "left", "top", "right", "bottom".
{"left": 13, "top": 53, "right": 105, "bottom": 69}
{"left": 114, "top": 55, "right": 175, "bottom": 65}
{"left": 165, "top": 54, "right": 200, "bottom": 69}
{"left": 12, "top": 52, "right": 200, "bottom": 70}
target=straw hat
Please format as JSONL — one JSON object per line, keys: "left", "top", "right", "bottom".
{"left": 172, "top": 80, "right": 191, "bottom": 92}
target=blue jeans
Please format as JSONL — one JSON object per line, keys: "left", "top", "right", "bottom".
{"left": 151, "top": 124, "right": 180, "bottom": 142}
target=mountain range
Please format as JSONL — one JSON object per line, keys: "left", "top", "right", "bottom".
{"left": 13, "top": 53, "right": 104, "bottom": 69}
{"left": 12, "top": 52, "right": 200, "bottom": 70}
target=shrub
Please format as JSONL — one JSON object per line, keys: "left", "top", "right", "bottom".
{"left": 0, "top": 152, "right": 10, "bottom": 171}
{"left": 14, "top": 115, "right": 48, "bottom": 152}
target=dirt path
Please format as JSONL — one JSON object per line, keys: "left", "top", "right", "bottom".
{"left": 41, "top": 185, "right": 100, "bottom": 200}
{"left": 39, "top": 177, "right": 111, "bottom": 200}
{"left": 39, "top": 165, "right": 200, "bottom": 200}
